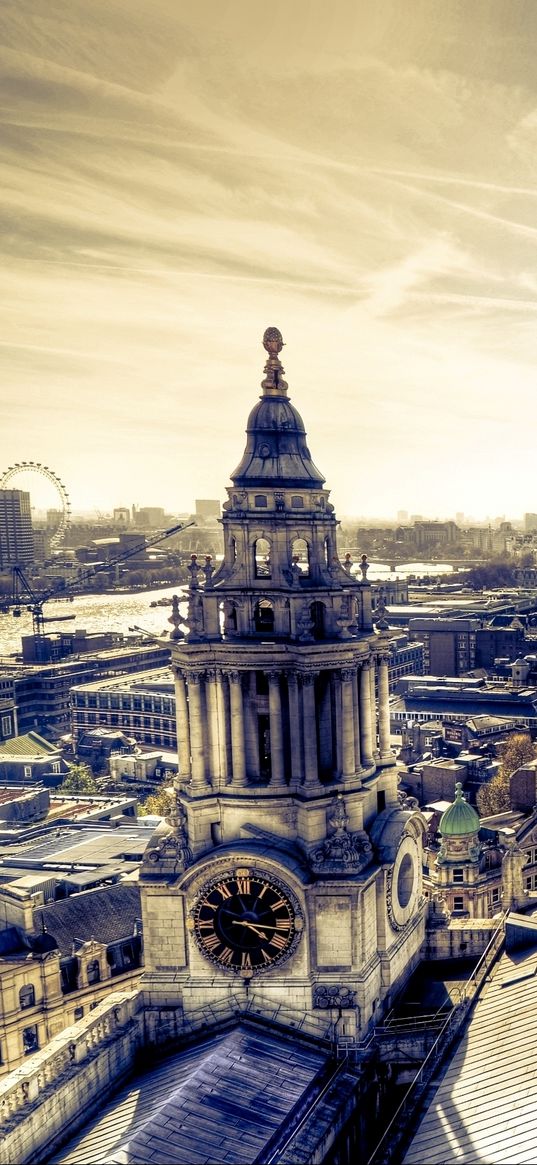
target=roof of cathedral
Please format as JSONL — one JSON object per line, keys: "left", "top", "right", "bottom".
{"left": 51, "top": 1023, "right": 336, "bottom": 1165}
{"left": 230, "top": 327, "right": 325, "bottom": 489}
{"left": 439, "top": 783, "right": 480, "bottom": 837}
{"left": 403, "top": 922, "right": 537, "bottom": 1164}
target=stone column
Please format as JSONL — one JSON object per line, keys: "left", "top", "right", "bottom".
{"left": 341, "top": 669, "right": 356, "bottom": 780}
{"left": 205, "top": 669, "right": 220, "bottom": 787}
{"left": 302, "top": 673, "right": 319, "bottom": 787}
{"left": 318, "top": 671, "right": 333, "bottom": 778}
{"left": 377, "top": 651, "right": 392, "bottom": 761}
{"left": 215, "top": 669, "right": 230, "bottom": 783}
{"left": 229, "top": 670, "right": 247, "bottom": 786}
{"left": 352, "top": 668, "right": 362, "bottom": 772}
{"left": 369, "top": 656, "right": 379, "bottom": 757}
{"left": 244, "top": 672, "right": 260, "bottom": 781}
{"left": 287, "top": 672, "right": 303, "bottom": 785}
{"left": 268, "top": 671, "right": 286, "bottom": 786}
{"left": 333, "top": 672, "right": 343, "bottom": 776}
{"left": 174, "top": 669, "right": 191, "bottom": 781}
{"left": 359, "top": 663, "right": 374, "bottom": 768}
{"left": 187, "top": 671, "right": 209, "bottom": 790}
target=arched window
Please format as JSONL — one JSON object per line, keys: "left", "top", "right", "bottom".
{"left": 310, "top": 601, "right": 326, "bottom": 641}
{"left": 223, "top": 599, "right": 238, "bottom": 634}
{"left": 87, "top": 959, "right": 100, "bottom": 985}
{"left": 254, "top": 494, "right": 268, "bottom": 508}
{"left": 324, "top": 536, "right": 331, "bottom": 567}
{"left": 291, "top": 538, "right": 310, "bottom": 577}
{"left": 230, "top": 536, "right": 237, "bottom": 563}
{"left": 291, "top": 495, "right": 304, "bottom": 508}
{"left": 19, "top": 984, "right": 35, "bottom": 1010}
{"left": 254, "top": 538, "right": 272, "bottom": 578}
{"left": 254, "top": 600, "right": 275, "bottom": 634}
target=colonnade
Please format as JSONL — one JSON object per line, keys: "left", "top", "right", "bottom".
{"left": 174, "top": 653, "right": 392, "bottom": 793}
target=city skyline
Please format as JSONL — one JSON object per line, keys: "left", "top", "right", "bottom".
{"left": 3, "top": 3, "right": 537, "bottom": 517}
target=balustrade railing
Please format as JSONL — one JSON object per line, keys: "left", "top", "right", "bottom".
{"left": 0, "top": 990, "right": 139, "bottom": 1126}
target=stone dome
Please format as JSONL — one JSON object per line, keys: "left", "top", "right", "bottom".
{"left": 231, "top": 393, "right": 325, "bottom": 489}
{"left": 439, "top": 782, "right": 480, "bottom": 837}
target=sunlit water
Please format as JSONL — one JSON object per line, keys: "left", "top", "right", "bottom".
{"left": 0, "top": 562, "right": 454, "bottom": 659}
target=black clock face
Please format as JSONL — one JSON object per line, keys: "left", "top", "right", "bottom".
{"left": 192, "top": 871, "right": 298, "bottom": 974}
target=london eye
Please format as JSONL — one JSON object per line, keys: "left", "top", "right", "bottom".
{"left": 0, "top": 461, "right": 71, "bottom": 550}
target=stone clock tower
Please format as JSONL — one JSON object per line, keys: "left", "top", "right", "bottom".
{"left": 140, "top": 328, "right": 426, "bottom": 1044}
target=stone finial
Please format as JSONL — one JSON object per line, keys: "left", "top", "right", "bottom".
{"left": 261, "top": 326, "right": 288, "bottom": 395}
{"left": 359, "top": 554, "right": 369, "bottom": 581}
{"left": 188, "top": 553, "right": 200, "bottom": 589}
{"left": 343, "top": 553, "right": 353, "bottom": 574}
{"left": 374, "top": 590, "right": 389, "bottom": 630}
{"left": 168, "top": 593, "right": 185, "bottom": 640}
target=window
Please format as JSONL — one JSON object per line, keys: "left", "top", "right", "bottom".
{"left": 74, "top": 1006, "right": 84, "bottom": 1021}
{"left": 24, "top": 765, "right": 32, "bottom": 779}
{"left": 87, "top": 959, "right": 100, "bottom": 985}
{"left": 254, "top": 600, "right": 274, "bottom": 634}
{"left": 453, "top": 896, "right": 464, "bottom": 912}
{"left": 19, "top": 984, "right": 35, "bottom": 1010}
{"left": 254, "top": 494, "right": 267, "bottom": 507}
{"left": 291, "top": 495, "right": 304, "bottom": 508}
{"left": 22, "top": 1025, "right": 39, "bottom": 1055}
{"left": 254, "top": 538, "right": 271, "bottom": 579}
{"left": 1, "top": 715, "right": 12, "bottom": 736}
{"left": 452, "top": 868, "right": 464, "bottom": 884}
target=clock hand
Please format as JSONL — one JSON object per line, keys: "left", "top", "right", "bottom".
{"left": 231, "top": 920, "right": 268, "bottom": 939}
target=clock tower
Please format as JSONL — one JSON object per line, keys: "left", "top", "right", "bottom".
{"left": 140, "top": 328, "right": 426, "bottom": 1044}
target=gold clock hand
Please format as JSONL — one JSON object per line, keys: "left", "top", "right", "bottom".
{"left": 231, "top": 920, "right": 268, "bottom": 939}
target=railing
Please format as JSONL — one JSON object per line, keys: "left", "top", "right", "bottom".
{"left": 179, "top": 991, "right": 334, "bottom": 1045}
{"left": 0, "top": 990, "right": 139, "bottom": 1125}
{"left": 365, "top": 912, "right": 507, "bottom": 1165}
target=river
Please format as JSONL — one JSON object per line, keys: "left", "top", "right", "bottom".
{"left": 0, "top": 561, "right": 454, "bottom": 660}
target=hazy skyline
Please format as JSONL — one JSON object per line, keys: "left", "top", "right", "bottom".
{"left": 3, "top": 2, "right": 537, "bottom": 518}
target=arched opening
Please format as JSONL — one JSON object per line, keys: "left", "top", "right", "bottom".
{"left": 19, "top": 984, "right": 35, "bottom": 1010}
{"left": 310, "top": 601, "right": 326, "bottom": 641}
{"left": 254, "top": 537, "right": 272, "bottom": 578}
{"left": 291, "top": 537, "right": 310, "bottom": 577}
{"left": 324, "top": 536, "right": 331, "bottom": 567}
{"left": 254, "top": 599, "right": 275, "bottom": 634}
{"left": 230, "top": 536, "right": 237, "bottom": 563}
{"left": 223, "top": 599, "right": 238, "bottom": 635}
{"left": 87, "top": 959, "right": 100, "bottom": 985}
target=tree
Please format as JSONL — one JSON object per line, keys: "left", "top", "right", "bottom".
{"left": 60, "top": 763, "right": 98, "bottom": 795}
{"left": 138, "top": 783, "right": 176, "bottom": 818}
{"left": 476, "top": 733, "right": 536, "bottom": 817}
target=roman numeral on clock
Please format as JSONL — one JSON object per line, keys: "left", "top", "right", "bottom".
{"left": 202, "top": 933, "right": 220, "bottom": 952}
{"left": 269, "top": 933, "right": 288, "bottom": 951}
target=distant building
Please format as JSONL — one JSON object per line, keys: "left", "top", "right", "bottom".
{"left": 0, "top": 698, "right": 17, "bottom": 744}
{"left": 133, "top": 507, "right": 165, "bottom": 528}
{"left": 0, "top": 880, "right": 143, "bottom": 1075}
{"left": 0, "top": 490, "right": 34, "bottom": 569}
{"left": 71, "top": 667, "right": 177, "bottom": 751}
{"left": 0, "top": 732, "right": 69, "bottom": 785}
{"left": 409, "top": 617, "right": 479, "bottom": 676}
{"left": 525, "top": 512, "right": 537, "bottom": 532}
{"left": 0, "top": 642, "right": 170, "bottom": 739}
{"left": 195, "top": 499, "right": 221, "bottom": 520}
{"left": 113, "top": 507, "right": 130, "bottom": 526}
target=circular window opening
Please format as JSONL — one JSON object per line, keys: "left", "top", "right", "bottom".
{"left": 397, "top": 853, "right": 415, "bottom": 909}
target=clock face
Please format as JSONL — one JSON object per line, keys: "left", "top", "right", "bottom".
{"left": 192, "top": 870, "right": 299, "bottom": 974}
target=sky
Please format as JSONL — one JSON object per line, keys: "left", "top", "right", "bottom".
{"left": 2, "top": 0, "right": 537, "bottom": 521}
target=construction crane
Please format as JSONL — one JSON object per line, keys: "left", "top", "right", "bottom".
{"left": 9, "top": 520, "right": 195, "bottom": 635}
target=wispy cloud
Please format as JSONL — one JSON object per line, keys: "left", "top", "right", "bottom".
{"left": 2, "top": 1, "right": 537, "bottom": 519}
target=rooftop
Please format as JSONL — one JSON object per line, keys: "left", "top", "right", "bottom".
{"left": 50, "top": 1023, "right": 331, "bottom": 1164}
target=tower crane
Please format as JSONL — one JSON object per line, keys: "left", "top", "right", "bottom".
{"left": 8, "top": 521, "right": 195, "bottom": 635}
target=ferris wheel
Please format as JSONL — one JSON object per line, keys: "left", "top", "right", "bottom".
{"left": 0, "top": 461, "right": 71, "bottom": 550}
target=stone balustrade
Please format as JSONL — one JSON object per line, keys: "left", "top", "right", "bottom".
{"left": 0, "top": 990, "right": 141, "bottom": 1165}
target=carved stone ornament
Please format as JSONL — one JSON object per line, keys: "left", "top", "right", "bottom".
{"left": 295, "top": 603, "right": 315, "bottom": 642}
{"left": 313, "top": 984, "right": 357, "bottom": 1010}
{"left": 168, "top": 593, "right": 186, "bottom": 641}
{"left": 307, "top": 793, "right": 373, "bottom": 873}
{"left": 142, "top": 801, "right": 192, "bottom": 875}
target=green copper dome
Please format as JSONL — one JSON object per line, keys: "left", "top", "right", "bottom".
{"left": 439, "top": 783, "right": 480, "bottom": 837}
